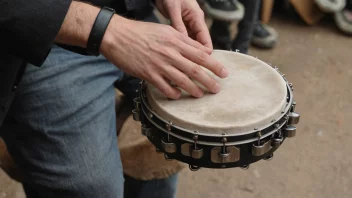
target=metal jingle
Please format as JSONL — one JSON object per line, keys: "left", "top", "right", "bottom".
{"left": 189, "top": 165, "right": 201, "bottom": 171}
{"left": 240, "top": 165, "right": 250, "bottom": 170}
{"left": 252, "top": 140, "right": 272, "bottom": 156}
{"left": 164, "top": 154, "right": 174, "bottom": 161}
{"left": 161, "top": 139, "right": 177, "bottom": 154}
{"left": 264, "top": 153, "right": 274, "bottom": 161}
{"left": 132, "top": 109, "right": 140, "bottom": 121}
{"left": 141, "top": 125, "right": 152, "bottom": 137}
{"left": 288, "top": 112, "right": 300, "bottom": 125}
{"left": 283, "top": 125, "right": 297, "bottom": 138}
{"left": 191, "top": 148, "right": 204, "bottom": 159}
{"left": 272, "top": 136, "right": 284, "bottom": 148}
{"left": 133, "top": 97, "right": 141, "bottom": 109}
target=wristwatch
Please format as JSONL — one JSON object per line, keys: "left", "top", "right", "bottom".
{"left": 86, "top": 6, "right": 116, "bottom": 56}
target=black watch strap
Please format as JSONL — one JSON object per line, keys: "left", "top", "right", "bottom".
{"left": 86, "top": 6, "right": 116, "bottom": 56}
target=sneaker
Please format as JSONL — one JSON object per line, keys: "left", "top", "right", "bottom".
{"left": 251, "top": 23, "right": 278, "bottom": 49}
{"left": 203, "top": 0, "right": 244, "bottom": 21}
{"left": 334, "top": 1, "right": 352, "bottom": 35}
{"left": 315, "top": 0, "right": 346, "bottom": 13}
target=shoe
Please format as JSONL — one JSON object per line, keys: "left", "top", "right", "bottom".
{"left": 334, "top": 2, "right": 352, "bottom": 35}
{"left": 203, "top": 0, "right": 244, "bottom": 21}
{"left": 315, "top": 0, "right": 346, "bottom": 13}
{"left": 251, "top": 23, "right": 278, "bottom": 49}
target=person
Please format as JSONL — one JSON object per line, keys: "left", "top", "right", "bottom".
{"left": 204, "top": 0, "right": 278, "bottom": 53}
{"left": 0, "top": 0, "right": 229, "bottom": 197}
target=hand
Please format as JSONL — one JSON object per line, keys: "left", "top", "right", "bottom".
{"left": 155, "top": 0, "right": 213, "bottom": 50}
{"left": 101, "top": 16, "right": 228, "bottom": 99}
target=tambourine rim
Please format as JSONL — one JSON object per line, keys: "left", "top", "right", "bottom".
{"left": 139, "top": 81, "right": 293, "bottom": 146}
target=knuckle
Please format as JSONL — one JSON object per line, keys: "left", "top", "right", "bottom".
{"left": 175, "top": 76, "right": 188, "bottom": 88}
{"left": 159, "top": 85, "right": 171, "bottom": 96}
{"left": 197, "top": 10, "right": 205, "bottom": 18}
{"left": 190, "top": 64, "right": 202, "bottom": 77}
{"left": 198, "top": 51, "right": 208, "bottom": 64}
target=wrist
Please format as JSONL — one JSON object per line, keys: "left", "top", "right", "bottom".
{"left": 100, "top": 15, "right": 129, "bottom": 56}
{"left": 55, "top": 1, "right": 100, "bottom": 48}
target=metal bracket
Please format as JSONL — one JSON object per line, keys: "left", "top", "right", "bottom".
{"left": 181, "top": 143, "right": 204, "bottom": 159}
{"left": 141, "top": 125, "right": 153, "bottom": 137}
{"left": 161, "top": 139, "right": 177, "bottom": 153}
{"left": 283, "top": 125, "right": 296, "bottom": 137}
{"left": 252, "top": 139, "right": 272, "bottom": 156}
{"left": 211, "top": 146, "right": 240, "bottom": 163}
{"left": 288, "top": 112, "right": 300, "bottom": 125}
{"left": 132, "top": 109, "right": 140, "bottom": 121}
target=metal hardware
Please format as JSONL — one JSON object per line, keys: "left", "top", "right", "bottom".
{"left": 161, "top": 139, "right": 177, "bottom": 153}
{"left": 191, "top": 148, "right": 203, "bottom": 159}
{"left": 133, "top": 97, "right": 141, "bottom": 109}
{"left": 156, "top": 147, "right": 163, "bottom": 153}
{"left": 181, "top": 143, "right": 192, "bottom": 157}
{"left": 164, "top": 153, "right": 174, "bottom": 161}
{"left": 288, "top": 112, "right": 300, "bottom": 125}
{"left": 148, "top": 112, "right": 153, "bottom": 119}
{"left": 252, "top": 139, "right": 272, "bottom": 156}
{"left": 180, "top": 143, "right": 204, "bottom": 159}
{"left": 141, "top": 125, "right": 153, "bottom": 137}
{"left": 189, "top": 165, "right": 200, "bottom": 171}
{"left": 264, "top": 153, "right": 274, "bottom": 161}
{"left": 272, "top": 136, "right": 283, "bottom": 148}
{"left": 241, "top": 165, "right": 249, "bottom": 170}
{"left": 291, "top": 101, "right": 296, "bottom": 112}
{"left": 211, "top": 146, "right": 240, "bottom": 163}
{"left": 283, "top": 125, "right": 297, "bottom": 137}
{"left": 132, "top": 109, "right": 140, "bottom": 121}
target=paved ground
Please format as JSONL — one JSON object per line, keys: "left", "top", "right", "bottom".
{"left": 1, "top": 14, "right": 351, "bottom": 198}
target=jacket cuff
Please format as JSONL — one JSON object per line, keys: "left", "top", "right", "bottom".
{"left": 5, "top": 0, "right": 72, "bottom": 66}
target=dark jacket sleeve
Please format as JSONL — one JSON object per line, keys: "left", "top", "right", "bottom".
{"left": 0, "top": 0, "right": 72, "bottom": 66}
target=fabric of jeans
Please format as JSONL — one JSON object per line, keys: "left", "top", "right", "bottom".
{"left": 0, "top": 10, "right": 179, "bottom": 198}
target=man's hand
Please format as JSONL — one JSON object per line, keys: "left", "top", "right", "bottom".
{"left": 155, "top": 0, "right": 213, "bottom": 51}
{"left": 101, "top": 16, "right": 228, "bottom": 99}
{"left": 55, "top": 1, "right": 228, "bottom": 99}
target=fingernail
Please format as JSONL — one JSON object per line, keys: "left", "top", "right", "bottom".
{"left": 195, "top": 89, "right": 204, "bottom": 98}
{"left": 213, "top": 83, "right": 220, "bottom": 93}
{"left": 220, "top": 68, "right": 229, "bottom": 78}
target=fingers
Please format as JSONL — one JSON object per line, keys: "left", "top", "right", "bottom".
{"left": 179, "top": 42, "right": 229, "bottom": 79}
{"left": 150, "top": 75, "right": 182, "bottom": 99}
{"left": 176, "top": 32, "right": 212, "bottom": 54}
{"left": 167, "top": 3, "right": 188, "bottom": 36}
{"left": 163, "top": 66, "right": 204, "bottom": 98}
{"left": 187, "top": 11, "right": 213, "bottom": 50}
{"left": 170, "top": 54, "right": 221, "bottom": 94}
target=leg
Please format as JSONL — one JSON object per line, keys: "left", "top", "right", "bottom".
{"left": 209, "top": 19, "right": 232, "bottom": 50}
{"left": 2, "top": 45, "right": 124, "bottom": 198}
{"left": 232, "top": 0, "right": 261, "bottom": 54}
{"left": 124, "top": 174, "right": 179, "bottom": 198}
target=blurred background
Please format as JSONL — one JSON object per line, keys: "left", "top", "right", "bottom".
{"left": 1, "top": 0, "right": 352, "bottom": 197}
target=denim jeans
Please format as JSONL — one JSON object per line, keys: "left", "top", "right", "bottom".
{"left": 1, "top": 11, "right": 179, "bottom": 198}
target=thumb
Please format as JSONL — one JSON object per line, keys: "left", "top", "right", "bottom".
{"left": 168, "top": 5, "right": 188, "bottom": 36}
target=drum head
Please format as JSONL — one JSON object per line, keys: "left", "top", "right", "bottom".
{"left": 146, "top": 50, "right": 287, "bottom": 135}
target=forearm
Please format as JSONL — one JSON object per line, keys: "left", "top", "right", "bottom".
{"left": 54, "top": 1, "right": 100, "bottom": 48}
